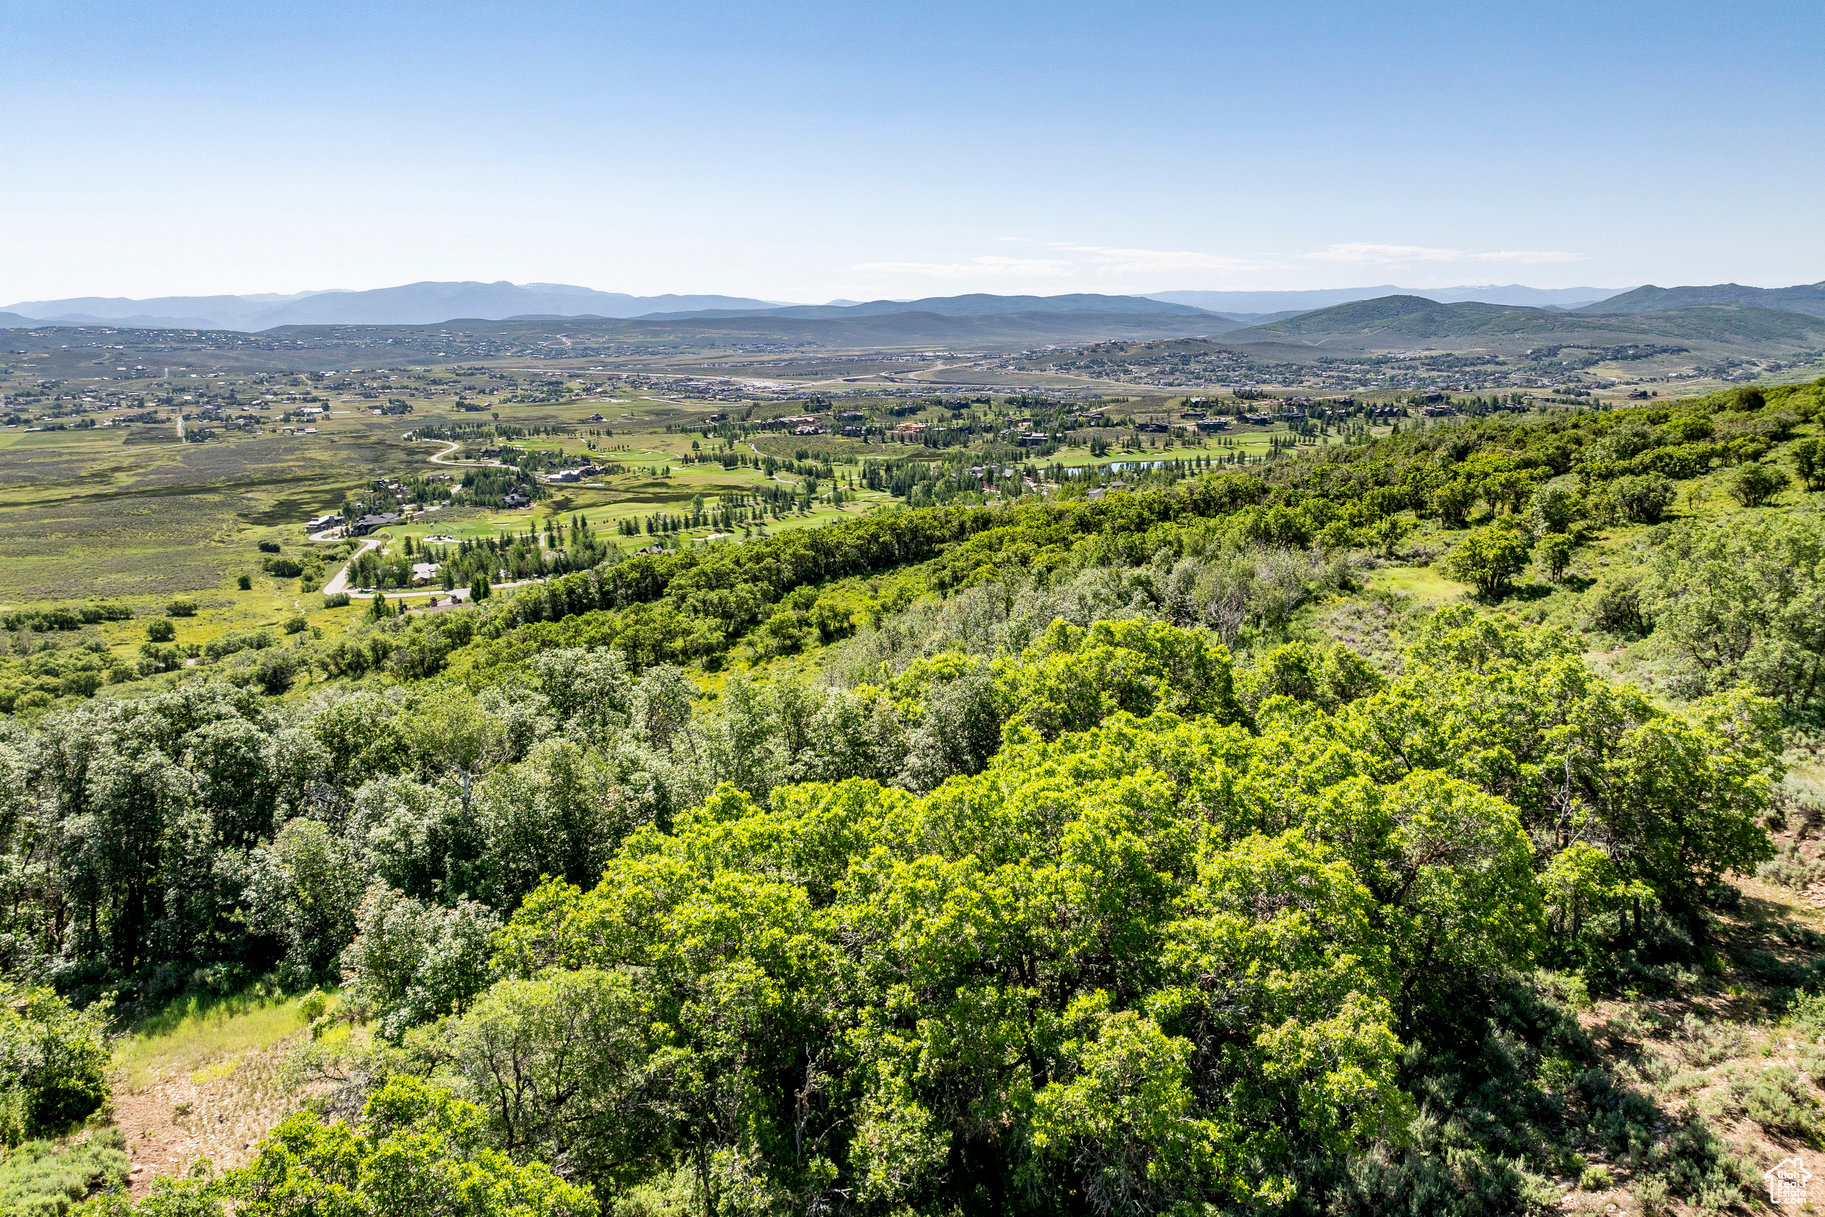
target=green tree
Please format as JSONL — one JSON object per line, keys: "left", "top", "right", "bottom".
{"left": 342, "top": 885, "right": 498, "bottom": 1042}
{"left": 1790, "top": 437, "right": 1825, "bottom": 492}
{"left": 1610, "top": 473, "right": 1676, "bottom": 524}
{"left": 1644, "top": 516, "right": 1825, "bottom": 716}
{"left": 0, "top": 982, "right": 112, "bottom": 1141}
{"left": 1441, "top": 526, "right": 1532, "bottom": 598}
{"left": 1529, "top": 483, "right": 1582, "bottom": 534}
{"left": 246, "top": 818, "right": 364, "bottom": 984}
{"left": 1537, "top": 531, "right": 1574, "bottom": 582}
{"left": 234, "top": 1075, "right": 597, "bottom": 1217}
{"left": 1730, "top": 460, "right": 1790, "bottom": 508}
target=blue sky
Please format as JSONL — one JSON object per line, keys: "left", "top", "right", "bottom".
{"left": 2, "top": 0, "right": 1820, "bottom": 301}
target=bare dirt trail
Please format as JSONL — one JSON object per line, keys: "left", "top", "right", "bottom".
{"left": 113, "top": 1036, "right": 315, "bottom": 1196}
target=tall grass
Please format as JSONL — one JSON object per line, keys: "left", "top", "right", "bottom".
{"left": 115, "top": 990, "right": 310, "bottom": 1093}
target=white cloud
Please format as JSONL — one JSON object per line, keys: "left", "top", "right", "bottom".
{"left": 853, "top": 255, "right": 1076, "bottom": 279}
{"left": 1475, "top": 249, "right": 1586, "bottom": 264}
{"left": 1044, "top": 243, "right": 1279, "bottom": 275}
{"left": 854, "top": 243, "right": 1281, "bottom": 285}
{"left": 1305, "top": 242, "right": 1582, "bottom": 266}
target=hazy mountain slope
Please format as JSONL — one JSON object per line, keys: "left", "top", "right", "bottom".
{"left": 0, "top": 306, "right": 1238, "bottom": 375}
{"left": 3, "top": 283, "right": 783, "bottom": 330}
{"left": 1220, "top": 294, "right": 1825, "bottom": 353}
{"left": 647, "top": 293, "right": 1216, "bottom": 321}
{"left": 3, "top": 295, "right": 298, "bottom": 329}
{"left": 0, "top": 311, "right": 38, "bottom": 328}
{"left": 1580, "top": 281, "right": 1825, "bottom": 319}
{"left": 1148, "top": 284, "right": 1620, "bottom": 313}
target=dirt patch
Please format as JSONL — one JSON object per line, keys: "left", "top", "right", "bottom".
{"left": 112, "top": 1034, "right": 313, "bottom": 1195}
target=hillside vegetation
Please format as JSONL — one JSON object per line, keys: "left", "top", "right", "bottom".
{"left": 1232, "top": 295, "right": 1825, "bottom": 354}
{"left": 3, "top": 379, "right": 1825, "bottom": 1215}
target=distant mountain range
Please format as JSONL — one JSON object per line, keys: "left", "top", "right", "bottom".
{"left": 4, "top": 281, "right": 1824, "bottom": 361}
{"left": 1578, "top": 281, "right": 1825, "bottom": 319}
{"left": 0, "top": 282, "right": 783, "bottom": 331}
{"left": 1146, "top": 284, "right": 1620, "bottom": 315}
{"left": 1, "top": 282, "right": 1622, "bottom": 331}
{"left": 1218, "top": 294, "right": 1825, "bottom": 355}
{"left": 643, "top": 293, "right": 1210, "bottom": 321}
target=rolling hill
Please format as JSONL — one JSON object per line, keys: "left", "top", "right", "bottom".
{"left": 0, "top": 305, "right": 1241, "bottom": 373}
{"left": 645, "top": 293, "right": 1215, "bottom": 321}
{"left": 1219, "top": 294, "right": 1825, "bottom": 354}
{"left": 1579, "top": 281, "right": 1825, "bottom": 319}
{"left": 1148, "top": 284, "right": 1621, "bottom": 314}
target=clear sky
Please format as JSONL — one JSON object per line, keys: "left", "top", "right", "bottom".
{"left": 3, "top": 0, "right": 1820, "bottom": 303}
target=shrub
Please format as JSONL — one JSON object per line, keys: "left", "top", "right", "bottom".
{"left": 257, "top": 539, "right": 281, "bottom": 553}
{"left": 1730, "top": 460, "right": 1789, "bottom": 508}
{"left": 1579, "top": 1164, "right": 1613, "bottom": 1191}
{"left": 250, "top": 649, "right": 302, "bottom": 696}
{"left": 320, "top": 592, "right": 351, "bottom": 608}
{"left": 236, "top": 574, "right": 252, "bottom": 591}
{"left": 1676, "top": 1014, "right": 1750, "bottom": 1067}
{"left": 1585, "top": 578, "right": 1647, "bottom": 635}
{"left": 0, "top": 984, "right": 112, "bottom": 1140}
{"left": 1790, "top": 437, "right": 1825, "bottom": 491}
{"left": 164, "top": 600, "right": 198, "bottom": 618}
{"left": 1723, "top": 1065, "right": 1817, "bottom": 1136}
{"left": 281, "top": 615, "right": 308, "bottom": 635}
{"left": 1440, "top": 525, "right": 1532, "bottom": 598}
{"left": 1537, "top": 532, "right": 1574, "bottom": 581}
{"left": 1610, "top": 473, "right": 1676, "bottom": 524}
{"left": 0, "top": 1130, "right": 129, "bottom": 1216}
{"left": 145, "top": 619, "right": 176, "bottom": 643}
{"left": 1757, "top": 843, "right": 1823, "bottom": 890}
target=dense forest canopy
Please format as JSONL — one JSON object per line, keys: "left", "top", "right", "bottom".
{"left": 5, "top": 377, "right": 1825, "bottom": 1216}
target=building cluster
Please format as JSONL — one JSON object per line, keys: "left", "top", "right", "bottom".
{"left": 542, "top": 463, "right": 609, "bottom": 484}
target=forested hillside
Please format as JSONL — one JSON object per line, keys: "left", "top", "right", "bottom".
{"left": 5, "top": 378, "right": 1825, "bottom": 1216}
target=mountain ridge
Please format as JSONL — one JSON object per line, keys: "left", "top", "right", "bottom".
{"left": 1219, "top": 294, "right": 1825, "bottom": 353}
{"left": 1, "top": 282, "right": 786, "bottom": 331}
{"left": 1579, "top": 281, "right": 1825, "bottom": 319}
{"left": 1147, "top": 284, "right": 1625, "bottom": 313}
{"left": 643, "top": 293, "right": 1211, "bottom": 321}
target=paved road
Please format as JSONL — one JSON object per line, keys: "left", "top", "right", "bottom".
{"left": 320, "top": 538, "right": 382, "bottom": 596}
{"left": 321, "top": 534, "right": 547, "bottom": 603}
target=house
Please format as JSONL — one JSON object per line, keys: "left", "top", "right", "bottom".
{"left": 502, "top": 492, "right": 531, "bottom": 509}
{"left": 349, "top": 512, "right": 401, "bottom": 535}
{"left": 410, "top": 562, "right": 442, "bottom": 586}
